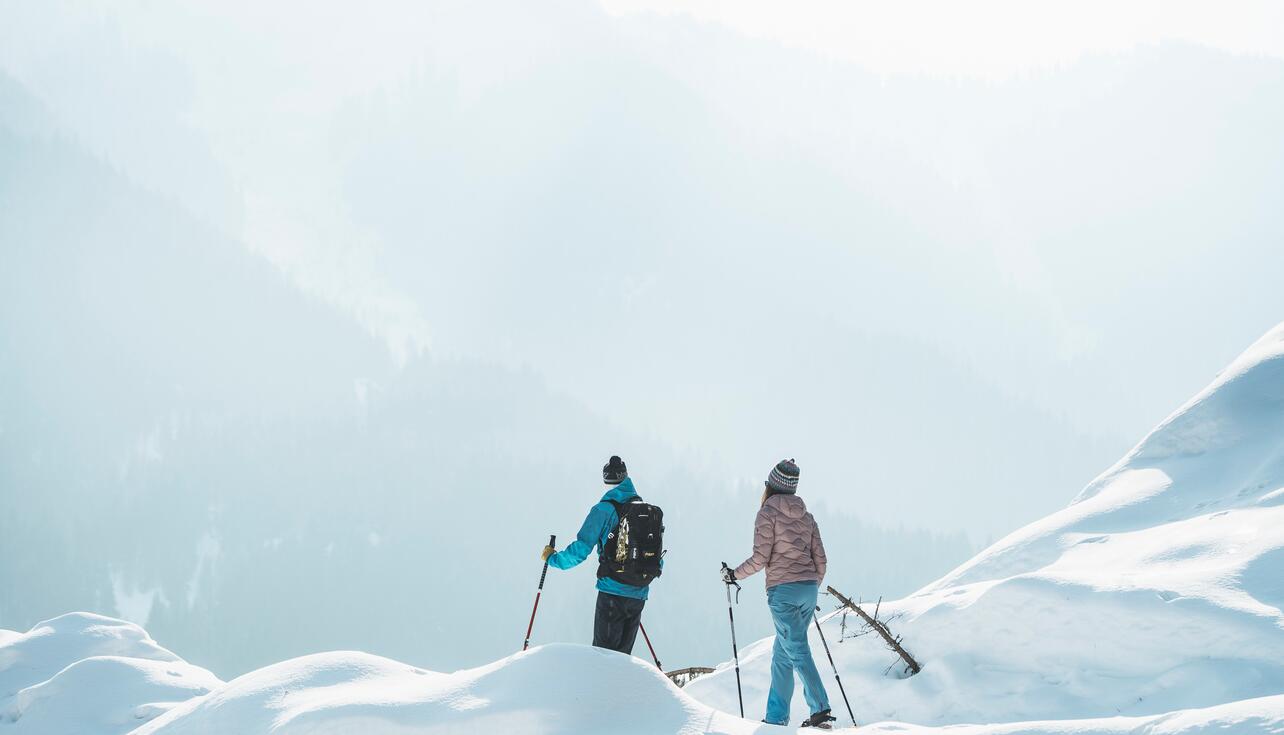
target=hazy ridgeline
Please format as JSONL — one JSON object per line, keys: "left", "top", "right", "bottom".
{"left": 0, "top": 71, "right": 970, "bottom": 674}
{"left": 3, "top": 1, "right": 1283, "bottom": 676}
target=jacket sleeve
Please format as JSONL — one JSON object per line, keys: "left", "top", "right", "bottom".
{"left": 810, "top": 515, "right": 827, "bottom": 582}
{"left": 549, "top": 503, "right": 611, "bottom": 570}
{"left": 733, "top": 507, "right": 774, "bottom": 580}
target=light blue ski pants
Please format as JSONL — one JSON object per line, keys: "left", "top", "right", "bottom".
{"left": 765, "top": 581, "right": 831, "bottom": 725}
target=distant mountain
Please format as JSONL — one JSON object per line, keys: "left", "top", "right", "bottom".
{"left": 0, "top": 73, "right": 971, "bottom": 676}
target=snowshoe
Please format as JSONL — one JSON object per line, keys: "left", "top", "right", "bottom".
{"left": 801, "top": 709, "right": 837, "bottom": 729}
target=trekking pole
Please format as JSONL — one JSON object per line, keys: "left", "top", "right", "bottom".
{"left": 721, "top": 562, "right": 744, "bottom": 718}
{"left": 638, "top": 622, "right": 662, "bottom": 670}
{"left": 814, "top": 607, "right": 856, "bottom": 727}
{"left": 523, "top": 534, "right": 556, "bottom": 651}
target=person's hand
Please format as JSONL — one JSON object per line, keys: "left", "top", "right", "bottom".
{"left": 720, "top": 565, "right": 736, "bottom": 584}
{"left": 541, "top": 545, "right": 556, "bottom": 562}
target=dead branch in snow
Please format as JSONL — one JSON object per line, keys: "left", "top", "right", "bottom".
{"left": 826, "top": 585, "right": 922, "bottom": 676}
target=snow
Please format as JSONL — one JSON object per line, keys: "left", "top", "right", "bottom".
{"left": 72, "top": 641, "right": 756, "bottom": 735}
{"left": 2, "top": 616, "right": 1283, "bottom": 735}
{"left": 852, "top": 694, "right": 1284, "bottom": 734}
{"left": 0, "top": 616, "right": 755, "bottom": 734}
{"left": 4, "top": 656, "right": 220, "bottom": 735}
{"left": 5, "top": 325, "right": 1284, "bottom": 733}
{"left": 0, "top": 614, "right": 220, "bottom": 734}
{"left": 687, "top": 323, "right": 1284, "bottom": 727}
{"left": 0, "top": 613, "right": 186, "bottom": 699}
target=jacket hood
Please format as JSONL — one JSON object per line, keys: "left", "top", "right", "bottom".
{"left": 765, "top": 492, "right": 807, "bottom": 519}
{"left": 600, "top": 477, "right": 639, "bottom": 503}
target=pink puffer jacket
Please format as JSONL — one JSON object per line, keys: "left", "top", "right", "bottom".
{"left": 733, "top": 494, "right": 827, "bottom": 589}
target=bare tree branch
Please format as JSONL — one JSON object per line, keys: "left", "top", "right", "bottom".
{"left": 827, "top": 585, "right": 922, "bottom": 675}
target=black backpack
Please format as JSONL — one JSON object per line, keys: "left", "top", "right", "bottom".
{"left": 597, "top": 498, "right": 664, "bottom": 587}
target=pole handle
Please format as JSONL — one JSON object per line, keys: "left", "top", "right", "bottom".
{"left": 537, "top": 534, "right": 557, "bottom": 589}
{"left": 721, "top": 562, "right": 741, "bottom": 602}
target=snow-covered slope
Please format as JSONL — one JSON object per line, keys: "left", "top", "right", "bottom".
{"left": 688, "top": 322, "right": 1284, "bottom": 726}
{"left": 0, "top": 613, "right": 220, "bottom": 734}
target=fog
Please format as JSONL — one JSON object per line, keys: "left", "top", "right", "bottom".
{"left": 2, "top": 0, "right": 1282, "bottom": 676}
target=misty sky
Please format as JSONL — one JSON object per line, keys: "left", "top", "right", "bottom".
{"left": 3, "top": 1, "right": 1284, "bottom": 537}
{"left": 3, "top": 0, "right": 1284, "bottom": 674}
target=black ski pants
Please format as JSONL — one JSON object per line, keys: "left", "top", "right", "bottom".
{"left": 593, "top": 590, "right": 645, "bottom": 654}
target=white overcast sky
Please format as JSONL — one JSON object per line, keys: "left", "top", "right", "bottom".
{"left": 601, "top": 0, "right": 1284, "bottom": 78}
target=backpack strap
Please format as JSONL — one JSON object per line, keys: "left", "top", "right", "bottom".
{"left": 604, "top": 496, "right": 642, "bottom": 516}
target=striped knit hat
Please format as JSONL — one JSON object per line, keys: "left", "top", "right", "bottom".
{"left": 603, "top": 455, "right": 628, "bottom": 485}
{"left": 766, "top": 458, "right": 800, "bottom": 494}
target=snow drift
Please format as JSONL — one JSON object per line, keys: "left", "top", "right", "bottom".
{"left": 0, "top": 619, "right": 755, "bottom": 735}
{"left": 5, "top": 324, "right": 1284, "bottom": 734}
{"left": 3, "top": 613, "right": 1284, "bottom": 735}
{"left": 0, "top": 613, "right": 220, "bottom": 734}
{"left": 688, "top": 322, "right": 1284, "bottom": 726}
{"left": 127, "top": 643, "right": 764, "bottom": 735}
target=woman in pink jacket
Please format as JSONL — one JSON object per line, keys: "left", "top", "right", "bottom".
{"left": 723, "top": 459, "right": 833, "bottom": 729}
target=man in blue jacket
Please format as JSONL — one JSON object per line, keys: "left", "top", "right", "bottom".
{"left": 542, "top": 456, "right": 653, "bottom": 654}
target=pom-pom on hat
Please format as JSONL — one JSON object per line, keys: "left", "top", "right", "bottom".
{"left": 603, "top": 455, "right": 628, "bottom": 485}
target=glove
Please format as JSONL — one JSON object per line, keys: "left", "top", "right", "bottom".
{"left": 720, "top": 565, "right": 736, "bottom": 584}
{"left": 542, "top": 545, "right": 556, "bottom": 562}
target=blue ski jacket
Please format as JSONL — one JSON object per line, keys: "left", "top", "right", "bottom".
{"left": 548, "top": 478, "right": 656, "bottom": 600}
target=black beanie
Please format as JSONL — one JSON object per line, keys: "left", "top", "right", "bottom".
{"left": 603, "top": 455, "right": 628, "bottom": 485}
{"left": 765, "top": 458, "right": 800, "bottom": 495}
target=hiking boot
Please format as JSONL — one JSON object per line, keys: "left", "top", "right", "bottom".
{"left": 801, "top": 709, "right": 836, "bottom": 729}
